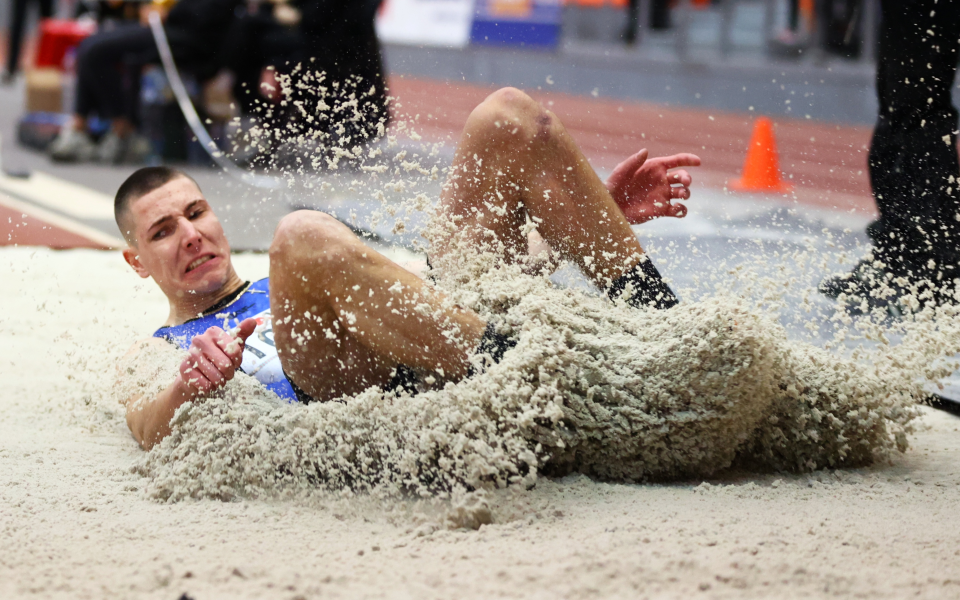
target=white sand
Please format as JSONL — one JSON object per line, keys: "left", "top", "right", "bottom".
{"left": 4, "top": 246, "right": 960, "bottom": 599}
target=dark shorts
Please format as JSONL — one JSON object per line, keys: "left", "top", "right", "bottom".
{"left": 285, "top": 363, "right": 420, "bottom": 404}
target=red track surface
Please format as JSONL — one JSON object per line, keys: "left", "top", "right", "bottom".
{"left": 0, "top": 203, "right": 109, "bottom": 249}
{"left": 387, "top": 76, "right": 878, "bottom": 215}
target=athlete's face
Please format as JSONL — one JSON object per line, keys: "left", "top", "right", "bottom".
{"left": 122, "top": 177, "right": 236, "bottom": 299}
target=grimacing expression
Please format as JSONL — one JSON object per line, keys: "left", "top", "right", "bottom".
{"left": 121, "top": 177, "right": 235, "bottom": 298}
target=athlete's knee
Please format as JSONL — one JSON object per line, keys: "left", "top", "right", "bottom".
{"left": 270, "top": 210, "right": 367, "bottom": 276}
{"left": 484, "top": 87, "right": 538, "bottom": 115}
{"left": 468, "top": 87, "right": 550, "bottom": 143}
{"left": 270, "top": 210, "right": 354, "bottom": 268}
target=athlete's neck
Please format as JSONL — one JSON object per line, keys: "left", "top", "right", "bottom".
{"left": 165, "top": 272, "right": 246, "bottom": 326}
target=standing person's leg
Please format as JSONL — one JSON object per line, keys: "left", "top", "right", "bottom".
{"left": 49, "top": 29, "right": 116, "bottom": 161}
{"left": 623, "top": 0, "right": 640, "bottom": 44}
{"left": 75, "top": 26, "right": 157, "bottom": 123}
{"left": 866, "top": 0, "right": 960, "bottom": 276}
{"left": 51, "top": 25, "right": 157, "bottom": 162}
{"left": 268, "top": 211, "right": 488, "bottom": 402}
{"left": 651, "top": 0, "right": 670, "bottom": 30}
{"left": 788, "top": 0, "right": 800, "bottom": 31}
{"left": 431, "top": 87, "right": 663, "bottom": 298}
{"left": 222, "top": 9, "right": 277, "bottom": 116}
{"left": 5, "top": 0, "right": 30, "bottom": 78}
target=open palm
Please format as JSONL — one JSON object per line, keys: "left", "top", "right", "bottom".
{"left": 606, "top": 149, "right": 702, "bottom": 225}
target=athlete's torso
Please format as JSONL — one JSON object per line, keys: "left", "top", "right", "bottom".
{"left": 153, "top": 278, "right": 297, "bottom": 401}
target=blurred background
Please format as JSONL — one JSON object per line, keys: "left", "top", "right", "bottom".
{"left": 0, "top": 1, "right": 926, "bottom": 226}
{"left": 0, "top": 0, "right": 920, "bottom": 155}
{"left": 0, "top": 0, "right": 955, "bottom": 255}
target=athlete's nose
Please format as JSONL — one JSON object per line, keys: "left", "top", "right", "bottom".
{"left": 180, "top": 217, "right": 202, "bottom": 249}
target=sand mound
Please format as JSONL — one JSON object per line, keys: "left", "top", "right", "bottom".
{"left": 131, "top": 263, "right": 958, "bottom": 503}
{"left": 9, "top": 247, "right": 960, "bottom": 598}
{"left": 99, "top": 77, "right": 960, "bottom": 503}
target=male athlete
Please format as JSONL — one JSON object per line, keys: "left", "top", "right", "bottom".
{"left": 117, "top": 87, "right": 700, "bottom": 449}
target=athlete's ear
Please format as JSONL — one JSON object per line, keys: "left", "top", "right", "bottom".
{"left": 122, "top": 247, "right": 151, "bottom": 279}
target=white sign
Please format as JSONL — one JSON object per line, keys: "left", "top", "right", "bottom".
{"left": 376, "top": 0, "right": 477, "bottom": 48}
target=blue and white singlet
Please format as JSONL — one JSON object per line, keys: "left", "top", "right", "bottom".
{"left": 153, "top": 278, "right": 298, "bottom": 401}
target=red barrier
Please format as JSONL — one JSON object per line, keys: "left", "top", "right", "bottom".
{"left": 33, "top": 19, "right": 96, "bottom": 70}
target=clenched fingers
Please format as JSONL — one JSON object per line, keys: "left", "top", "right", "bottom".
{"left": 193, "top": 335, "right": 235, "bottom": 374}
{"left": 213, "top": 330, "right": 245, "bottom": 368}
{"left": 188, "top": 348, "right": 226, "bottom": 388}
{"left": 180, "top": 361, "right": 213, "bottom": 390}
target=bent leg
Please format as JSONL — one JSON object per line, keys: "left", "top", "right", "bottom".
{"left": 432, "top": 87, "right": 645, "bottom": 289}
{"left": 75, "top": 25, "right": 155, "bottom": 121}
{"left": 269, "top": 210, "right": 487, "bottom": 401}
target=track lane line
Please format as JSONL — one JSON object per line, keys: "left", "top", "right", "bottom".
{"left": 0, "top": 171, "right": 115, "bottom": 220}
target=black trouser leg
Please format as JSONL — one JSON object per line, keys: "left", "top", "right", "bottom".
{"left": 623, "top": 0, "right": 639, "bottom": 44}
{"left": 6, "top": 0, "right": 30, "bottom": 75}
{"left": 223, "top": 10, "right": 301, "bottom": 116}
{"left": 74, "top": 25, "right": 157, "bottom": 122}
{"left": 788, "top": 0, "right": 800, "bottom": 31}
{"left": 6, "top": 0, "right": 54, "bottom": 75}
{"left": 651, "top": 0, "right": 670, "bottom": 30}
{"left": 866, "top": 0, "right": 960, "bottom": 274}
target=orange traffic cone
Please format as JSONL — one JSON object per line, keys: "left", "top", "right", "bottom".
{"left": 729, "top": 117, "right": 792, "bottom": 194}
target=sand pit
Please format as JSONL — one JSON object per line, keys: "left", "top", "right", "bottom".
{"left": 4, "top": 246, "right": 960, "bottom": 599}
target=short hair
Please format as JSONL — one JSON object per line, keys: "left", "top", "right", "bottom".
{"left": 114, "top": 166, "right": 198, "bottom": 244}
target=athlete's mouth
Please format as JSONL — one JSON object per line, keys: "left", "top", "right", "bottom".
{"left": 186, "top": 255, "right": 215, "bottom": 272}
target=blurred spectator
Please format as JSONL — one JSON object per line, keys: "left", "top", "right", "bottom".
{"left": 48, "top": 0, "right": 240, "bottom": 164}
{"left": 290, "top": 0, "right": 388, "bottom": 143}
{"left": 222, "top": 0, "right": 303, "bottom": 116}
{"left": 229, "top": 0, "right": 388, "bottom": 163}
{"left": 818, "top": 0, "right": 862, "bottom": 59}
{"left": 3, "top": 0, "right": 55, "bottom": 84}
{"left": 820, "top": 0, "right": 960, "bottom": 307}
{"left": 787, "top": 0, "right": 801, "bottom": 32}
{"left": 623, "top": 0, "right": 671, "bottom": 45}
{"left": 769, "top": 0, "right": 809, "bottom": 57}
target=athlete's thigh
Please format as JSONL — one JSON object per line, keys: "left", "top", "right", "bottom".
{"left": 270, "top": 267, "right": 397, "bottom": 401}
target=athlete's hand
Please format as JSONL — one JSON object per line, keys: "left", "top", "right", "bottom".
{"left": 606, "top": 150, "right": 701, "bottom": 225}
{"left": 176, "top": 318, "right": 257, "bottom": 397}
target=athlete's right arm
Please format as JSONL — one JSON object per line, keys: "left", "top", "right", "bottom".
{"left": 118, "top": 319, "right": 257, "bottom": 450}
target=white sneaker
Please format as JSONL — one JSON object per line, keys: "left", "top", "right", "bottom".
{"left": 48, "top": 127, "right": 96, "bottom": 162}
{"left": 95, "top": 130, "right": 124, "bottom": 164}
{"left": 121, "top": 133, "right": 152, "bottom": 164}
{"left": 95, "top": 131, "right": 152, "bottom": 165}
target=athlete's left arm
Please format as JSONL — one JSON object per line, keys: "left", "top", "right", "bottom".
{"left": 116, "top": 319, "right": 256, "bottom": 450}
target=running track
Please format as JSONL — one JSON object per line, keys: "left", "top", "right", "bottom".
{"left": 387, "top": 77, "right": 877, "bottom": 215}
